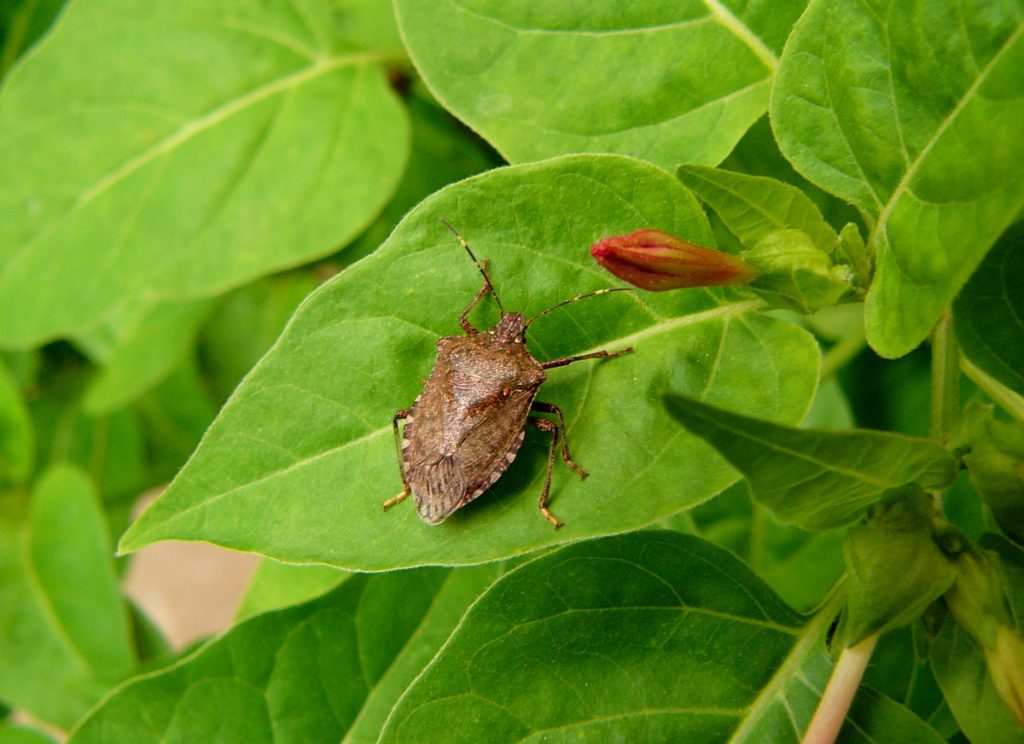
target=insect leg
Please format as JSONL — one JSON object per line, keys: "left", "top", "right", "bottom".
{"left": 527, "top": 416, "right": 564, "bottom": 529}
{"left": 541, "top": 346, "right": 633, "bottom": 370}
{"left": 531, "top": 401, "right": 587, "bottom": 479}
{"left": 384, "top": 408, "right": 413, "bottom": 511}
{"left": 458, "top": 259, "right": 492, "bottom": 333}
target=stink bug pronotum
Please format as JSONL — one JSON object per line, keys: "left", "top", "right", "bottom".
{"left": 384, "top": 220, "right": 633, "bottom": 528}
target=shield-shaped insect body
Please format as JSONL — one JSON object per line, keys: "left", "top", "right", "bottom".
{"left": 385, "top": 221, "right": 632, "bottom": 528}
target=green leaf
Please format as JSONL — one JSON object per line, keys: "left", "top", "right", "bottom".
{"left": 395, "top": 0, "right": 807, "bottom": 170}
{"left": 744, "top": 229, "right": 853, "bottom": 313}
{"left": 382, "top": 531, "right": 835, "bottom": 742}
{"left": 234, "top": 559, "right": 348, "bottom": 622}
{"left": 662, "top": 392, "right": 957, "bottom": 530}
{"left": 771, "top": 0, "right": 1024, "bottom": 357}
{"left": 677, "top": 165, "right": 837, "bottom": 252}
{"left": 669, "top": 482, "right": 845, "bottom": 612}
{"left": 840, "top": 687, "right": 947, "bottom": 744}
{"left": 342, "top": 91, "right": 502, "bottom": 264}
{"left": 199, "top": 272, "right": 319, "bottom": 402}
{"left": 133, "top": 352, "right": 218, "bottom": 485}
{"left": 0, "top": 465, "right": 135, "bottom": 727}
{"left": 69, "top": 566, "right": 500, "bottom": 744}
{"left": 0, "top": 0, "right": 408, "bottom": 347}
{"left": 955, "top": 221, "right": 1024, "bottom": 399}
{"left": 931, "top": 615, "right": 1024, "bottom": 744}
{"left": 120, "top": 154, "right": 820, "bottom": 569}
{"left": 0, "top": 359, "right": 32, "bottom": 485}
{"left": 81, "top": 298, "right": 216, "bottom": 415}
{"left": 958, "top": 402, "right": 1024, "bottom": 544}
{"left": 0, "top": 0, "right": 64, "bottom": 79}
{"left": 0, "top": 726, "right": 57, "bottom": 744}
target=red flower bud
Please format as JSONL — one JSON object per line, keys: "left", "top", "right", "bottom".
{"left": 590, "top": 229, "right": 757, "bottom": 291}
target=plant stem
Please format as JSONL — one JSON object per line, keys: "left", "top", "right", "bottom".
{"left": 820, "top": 328, "right": 866, "bottom": 380}
{"left": 930, "top": 310, "right": 959, "bottom": 446}
{"left": 801, "top": 634, "right": 879, "bottom": 744}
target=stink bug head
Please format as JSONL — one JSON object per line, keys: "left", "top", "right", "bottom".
{"left": 489, "top": 312, "right": 527, "bottom": 345}
{"left": 384, "top": 221, "right": 635, "bottom": 528}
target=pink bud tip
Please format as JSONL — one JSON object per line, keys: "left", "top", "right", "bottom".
{"left": 590, "top": 229, "right": 758, "bottom": 291}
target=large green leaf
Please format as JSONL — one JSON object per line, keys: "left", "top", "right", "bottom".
{"left": 81, "top": 298, "right": 216, "bottom": 415}
{"left": 771, "top": 0, "right": 1024, "bottom": 357}
{"left": 0, "top": 0, "right": 408, "bottom": 347}
{"left": 395, "top": 0, "right": 807, "bottom": 170}
{"left": 955, "top": 221, "right": 1024, "bottom": 399}
{"left": 382, "top": 531, "right": 934, "bottom": 742}
{"left": 120, "top": 154, "right": 820, "bottom": 569}
{"left": 0, "top": 465, "right": 135, "bottom": 727}
{"left": 68, "top": 566, "right": 499, "bottom": 744}
{"left": 663, "top": 392, "right": 957, "bottom": 529}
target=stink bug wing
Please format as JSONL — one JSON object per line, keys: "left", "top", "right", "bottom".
{"left": 449, "top": 386, "right": 537, "bottom": 510}
{"left": 412, "top": 454, "right": 466, "bottom": 524}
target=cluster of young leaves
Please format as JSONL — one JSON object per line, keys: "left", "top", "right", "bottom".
{"left": 0, "top": 0, "right": 1022, "bottom": 743}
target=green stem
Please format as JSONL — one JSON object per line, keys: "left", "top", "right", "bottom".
{"left": 930, "top": 310, "right": 959, "bottom": 446}
{"left": 801, "top": 634, "right": 879, "bottom": 744}
{"left": 820, "top": 328, "right": 866, "bottom": 380}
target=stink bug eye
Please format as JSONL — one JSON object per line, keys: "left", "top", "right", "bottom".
{"left": 384, "top": 220, "right": 633, "bottom": 528}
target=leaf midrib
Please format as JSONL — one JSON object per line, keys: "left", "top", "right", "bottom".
{"left": 5, "top": 49, "right": 401, "bottom": 274}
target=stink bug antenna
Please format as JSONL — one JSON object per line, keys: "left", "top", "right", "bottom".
{"left": 440, "top": 218, "right": 504, "bottom": 314}
{"left": 526, "top": 286, "right": 634, "bottom": 328}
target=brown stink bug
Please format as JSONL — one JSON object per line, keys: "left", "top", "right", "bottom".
{"left": 384, "top": 220, "right": 633, "bottom": 528}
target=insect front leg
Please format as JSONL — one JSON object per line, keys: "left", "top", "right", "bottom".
{"left": 527, "top": 416, "right": 565, "bottom": 529}
{"left": 531, "top": 401, "right": 587, "bottom": 479}
{"left": 541, "top": 345, "right": 633, "bottom": 370}
{"left": 459, "top": 260, "right": 492, "bottom": 333}
{"left": 383, "top": 408, "right": 413, "bottom": 511}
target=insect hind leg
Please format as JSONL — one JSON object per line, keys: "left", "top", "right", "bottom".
{"left": 385, "top": 408, "right": 413, "bottom": 511}
{"left": 531, "top": 401, "right": 587, "bottom": 479}
{"left": 527, "top": 416, "right": 564, "bottom": 529}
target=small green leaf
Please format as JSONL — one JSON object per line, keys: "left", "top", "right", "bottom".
{"left": 382, "top": 531, "right": 837, "bottom": 742}
{"left": 81, "top": 298, "right": 215, "bottom": 415}
{"left": 395, "top": 0, "right": 807, "bottom": 170}
{"left": 839, "top": 485, "right": 956, "bottom": 647}
{"left": 0, "top": 359, "right": 32, "bottom": 485}
{"left": 677, "top": 165, "right": 837, "bottom": 252}
{"left": 744, "top": 229, "right": 852, "bottom": 313}
{"left": 932, "top": 616, "right": 1024, "bottom": 744}
{"left": 957, "top": 402, "right": 1024, "bottom": 544}
{"left": 841, "top": 687, "right": 947, "bottom": 744}
{"left": 69, "top": 567, "right": 500, "bottom": 744}
{"left": 119, "top": 154, "right": 821, "bottom": 569}
{"left": 771, "top": 0, "right": 1024, "bottom": 357}
{"left": 235, "top": 559, "right": 348, "bottom": 622}
{"left": 0, "top": 465, "right": 135, "bottom": 727}
{"left": 955, "top": 221, "right": 1024, "bottom": 399}
{"left": 0, "top": 0, "right": 408, "bottom": 346}
{"left": 662, "top": 392, "right": 957, "bottom": 529}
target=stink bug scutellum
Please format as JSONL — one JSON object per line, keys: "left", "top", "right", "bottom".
{"left": 384, "top": 220, "right": 633, "bottom": 528}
